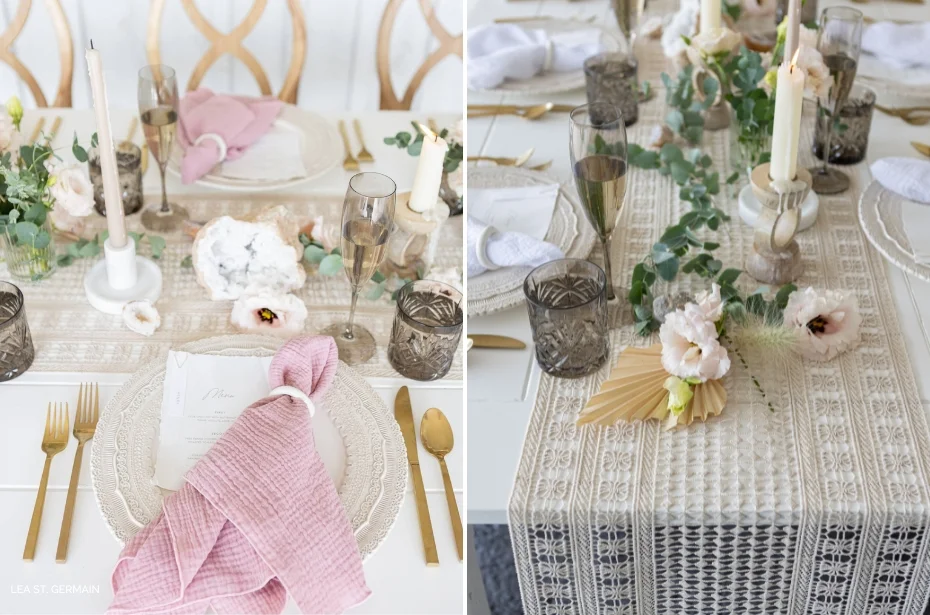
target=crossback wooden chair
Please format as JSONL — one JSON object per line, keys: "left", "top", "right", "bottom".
{"left": 0, "top": 0, "right": 72, "bottom": 107}
{"left": 146, "top": 0, "right": 307, "bottom": 104}
{"left": 377, "top": 0, "right": 463, "bottom": 110}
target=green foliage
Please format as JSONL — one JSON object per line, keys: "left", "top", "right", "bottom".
{"left": 661, "top": 66, "right": 713, "bottom": 145}
{"left": 57, "top": 230, "right": 166, "bottom": 267}
{"left": 725, "top": 47, "right": 776, "bottom": 166}
{"left": 384, "top": 121, "right": 463, "bottom": 173}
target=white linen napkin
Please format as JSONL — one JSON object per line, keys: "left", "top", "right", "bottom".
{"left": 218, "top": 125, "right": 308, "bottom": 181}
{"left": 862, "top": 22, "right": 930, "bottom": 69}
{"left": 468, "top": 183, "right": 560, "bottom": 240}
{"left": 467, "top": 24, "right": 603, "bottom": 90}
{"left": 872, "top": 157, "right": 930, "bottom": 263}
{"left": 872, "top": 157, "right": 930, "bottom": 205}
{"left": 467, "top": 216, "right": 564, "bottom": 278}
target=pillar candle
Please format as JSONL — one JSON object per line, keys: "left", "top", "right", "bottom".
{"left": 85, "top": 44, "right": 128, "bottom": 249}
{"left": 784, "top": 0, "right": 802, "bottom": 61}
{"left": 769, "top": 56, "right": 805, "bottom": 183}
{"left": 700, "top": 0, "right": 722, "bottom": 33}
{"left": 408, "top": 123, "right": 448, "bottom": 214}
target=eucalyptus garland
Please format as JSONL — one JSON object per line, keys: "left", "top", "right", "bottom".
{"left": 627, "top": 66, "right": 794, "bottom": 336}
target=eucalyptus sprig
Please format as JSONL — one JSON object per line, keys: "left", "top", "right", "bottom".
{"left": 297, "top": 231, "right": 403, "bottom": 301}
{"left": 661, "top": 65, "right": 717, "bottom": 145}
{"left": 384, "top": 121, "right": 464, "bottom": 173}
{"left": 57, "top": 230, "right": 166, "bottom": 268}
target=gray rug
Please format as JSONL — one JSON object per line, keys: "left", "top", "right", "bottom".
{"left": 473, "top": 524, "right": 523, "bottom": 615}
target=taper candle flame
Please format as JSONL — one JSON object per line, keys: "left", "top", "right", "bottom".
{"left": 415, "top": 122, "right": 438, "bottom": 142}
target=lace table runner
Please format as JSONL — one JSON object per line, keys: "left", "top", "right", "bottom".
{"left": 509, "top": 83, "right": 930, "bottom": 615}
{"left": 7, "top": 195, "right": 463, "bottom": 380}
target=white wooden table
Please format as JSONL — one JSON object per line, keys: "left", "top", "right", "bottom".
{"left": 0, "top": 110, "right": 464, "bottom": 615}
{"left": 465, "top": 0, "right": 930, "bottom": 527}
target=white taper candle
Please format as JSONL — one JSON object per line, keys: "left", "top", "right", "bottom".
{"left": 700, "top": 0, "right": 722, "bottom": 33}
{"left": 769, "top": 55, "right": 805, "bottom": 183}
{"left": 85, "top": 42, "right": 128, "bottom": 249}
{"left": 408, "top": 123, "right": 449, "bottom": 214}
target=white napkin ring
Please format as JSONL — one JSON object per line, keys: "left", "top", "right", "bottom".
{"left": 270, "top": 385, "right": 315, "bottom": 418}
{"left": 542, "top": 39, "right": 555, "bottom": 73}
{"left": 476, "top": 224, "right": 500, "bottom": 271}
{"left": 193, "top": 132, "right": 228, "bottom": 164}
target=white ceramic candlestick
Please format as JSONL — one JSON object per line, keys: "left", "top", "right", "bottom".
{"left": 408, "top": 123, "right": 448, "bottom": 213}
{"left": 83, "top": 42, "right": 162, "bottom": 314}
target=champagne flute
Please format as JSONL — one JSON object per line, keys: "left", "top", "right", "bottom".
{"left": 809, "top": 7, "right": 863, "bottom": 195}
{"left": 321, "top": 173, "right": 396, "bottom": 364}
{"left": 137, "top": 65, "right": 188, "bottom": 231}
{"left": 569, "top": 103, "right": 629, "bottom": 302}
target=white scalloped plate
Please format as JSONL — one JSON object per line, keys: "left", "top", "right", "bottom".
{"left": 858, "top": 179, "right": 930, "bottom": 284}
{"left": 90, "top": 335, "right": 407, "bottom": 560}
{"left": 166, "top": 105, "right": 342, "bottom": 192}
{"left": 467, "top": 166, "right": 597, "bottom": 316}
{"left": 469, "top": 19, "right": 624, "bottom": 95}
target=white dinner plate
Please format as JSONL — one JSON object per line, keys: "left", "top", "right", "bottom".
{"left": 467, "top": 166, "right": 597, "bottom": 317}
{"left": 166, "top": 105, "right": 343, "bottom": 192}
{"left": 857, "top": 55, "right": 930, "bottom": 106}
{"left": 90, "top": 335, "right": 407, "bottom": 559}
{"left": 470, "top": 19, "right": 623, "bottom": 96}
{"left": 858, "top": 179, "right": 930, "bottom": 284}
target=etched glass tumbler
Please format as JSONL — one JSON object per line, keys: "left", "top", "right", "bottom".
{"left": 524, "top": 259, "right": 610, "bottom": 378}
{"left": 0, "top": 281, "right": 34, "bottom": 382}
{"left": 388, "top": 280, "right": 463, "bottom": 381}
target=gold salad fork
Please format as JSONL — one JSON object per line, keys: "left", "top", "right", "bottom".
{"left": 56, "top": 383, "right": 99, "bottom": 563}
{"left": 338, "top": 120, "right": 360, "bottom": 171}
{"left": 23, "top": 402, "right": 69, "bottom": 561}
{"left": 353, "top": 119, "right": 375, "bottom": 163}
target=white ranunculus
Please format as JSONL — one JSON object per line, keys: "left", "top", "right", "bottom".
{"left": 123, "top": 301, "right": 161, "bottom": 337}
{"left": 230, "top": 292, "right": 308, "bottom": 334}
{"left": 659, "top": 303, "right": 731, "bottom": 382}
{"left": 695, "top": 283, "right": 724, "bottom": 322}
{"left": 0, "top": 114, "right": 19, "bottom": 154}
{"left": 448, "top": 118, "right": 463, "bottom": 145}
{"left": 49, "top": 164, "right": 95, "bottom": 218}
{"left": 799, "top": 25, "right": 819, "bottom": 52}
{"left": 796, "top": 45, "right": 833, "bottom": 100}
{"left": 782, "top": 287, "right": 862, "bottom": 361}
{"left": 686, "top": 27, "right": 742, "bottom": 65}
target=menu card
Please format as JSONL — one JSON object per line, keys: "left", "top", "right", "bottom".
{"left": 153, "top": 351, "right": 274, "bottom": 490}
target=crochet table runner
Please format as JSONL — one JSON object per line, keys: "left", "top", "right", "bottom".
{"left": 7, "top": 194, "right": 463, "bottom": 380}
{"left": 508, "top": 36, "right": 930, "bottom": 615}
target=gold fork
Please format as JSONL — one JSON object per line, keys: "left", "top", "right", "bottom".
{"left": 28, "top": 117, "right": 46, "bottom": 144}
{"left": 23, "top": 402, "right": 70, "bottom": 561}
{"left": 353, "top": 119, "right": 375, "bottom": 164}
{"left": 338, "top": 120, "right": 360, "bottom": 171}
{"left": 56, "top": 383, "right": 99, "bottom": 563}
{"left": 46, "top": 116, "right": 62, "bottom": 144}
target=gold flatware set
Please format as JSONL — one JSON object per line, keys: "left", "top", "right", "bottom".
{"left": 469, "top": 147, "right": 552, "bottom": 171}
{"left": 877, "top": 105, "right": 930, "bottom": 126}
{"left": 468, "top": 102, "right": 575, "bottom": 120}
{"left": 912, "top": 142, "right": 930, "bottom": 158}
{"left": 23, "top": 384, "right": 99, "bottom": 562}
{"left": 28, "top": 115, "right": 62, "bottom": 144}
{"left": 467, "top": 334, "right": 527, "bottom": 349}
{"left": 395, "top": 386, "right": 462, "bottom": 564}
{"left": 339, "top": 119, "right": 376, "bottom": 171}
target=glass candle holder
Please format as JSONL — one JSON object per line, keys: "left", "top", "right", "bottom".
{"left": 0, "top": 281, "right": 34, "bottom": 382}
{"left": 89, "top": 141, "right": 144, "bottom": 217}
{"left": 813, "top": 83, "right": 876, "bottom": 165}
{"left": 524, "top": 259, "right": 610, "bottom": 378}
{"left": 388, "top": 280, "right": 463, "bottom": 381}
{"left": 776, "top": 0, "right": 818, "bottom": 27}
{"left": 584, "top": 52, "right": 639, "bottom": 127}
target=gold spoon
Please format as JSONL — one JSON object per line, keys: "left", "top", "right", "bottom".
{"left": 912, "top": 141, "right": 930, "bottom": 158}
{"left": 468, "top": 102, "right": 555, "bottom": 120}
{"left": 420, "top": 407, "right": 462, "bottom": 561}
{"left": 469, "top": 148, "right": 535, "bottom": 167}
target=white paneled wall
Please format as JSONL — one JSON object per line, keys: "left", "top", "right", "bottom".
{"left": 0, "top": 0, "right": 462, "bottom": 112}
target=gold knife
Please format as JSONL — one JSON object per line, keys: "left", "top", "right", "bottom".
{"left": 395, "top": 386, "right": 439, "bottom": 566}
{"left": 912, "top": 142, "right": 930, "bottom": 158}
{"left": 467, "top": 334, "right": 527, "bottom": 349}
{"left": 468, "top": 103, "right": 576, "bottom": 113}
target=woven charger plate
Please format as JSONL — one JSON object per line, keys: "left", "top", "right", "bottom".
{"left": 90, "top": 335, "right": 407, "bottom": 560}
{"left": 469, "top": 19, "right": 623, "bottom": 95}
{"left": 859, "top": 179, "right": 930, "bottom": 283}
{"left": 467, "top": 167, "right": 597, "bottom": 316}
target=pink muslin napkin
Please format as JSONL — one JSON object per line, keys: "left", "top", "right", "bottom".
{"left": 178, "top": 88, "right": 284, "bottom": 184}
{"left": 109, "top": 336, "right": 370, "bottom": 615}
